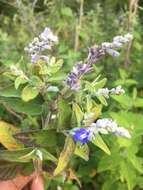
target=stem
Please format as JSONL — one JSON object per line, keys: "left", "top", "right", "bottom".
{"left": 124, "top": 0, "right": 139, "bottom": 68}
{"left": 3, "top": 103, "right": 23, "bottom": 121}
{"left": 74, "top": 0, "right": 84, "bottom": 51}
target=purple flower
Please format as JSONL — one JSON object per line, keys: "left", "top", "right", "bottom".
{"left": 39, "top": 27, "right": 58, "bottom": 43}
{"left": 73, "top": 128, "right": 90, "bottom": 144}
{"left": 31, "top": 54, "right": 40, "bottom": 64}
{"left": 65, "top": 33, "right": 133, "bottom": 91}
{"left": 87, "top": 47, "right": 105, "bottom": 65}
{"left": 76, "top": 63, "right": 93, "bottom": 74}
{"left": 65, "top": 62, "right": 92, "bottom": 91}
{"left": 106, "top": 49, "right": 120, "bottom": 57}
{"left": 25, "top": 27, "right": 58, "bottom": 64}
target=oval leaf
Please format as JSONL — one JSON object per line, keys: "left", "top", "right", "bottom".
{"left": 57, "top": 97, "right": 72, "bottom": 129}
{"left": 74, "top": 143, "right": 89, "bottom": 161}
{"left": 91, "top": 134, "right": 111, "bottom": 155}
{"left": 14, "top": 129, "right": 65, "bottom": 148}
{"left": 21, "top": 85, "right": 39, "bottom": 102}
{"left": 54, "top": 136, "right": 75, "bottom": 176}
{"left": 15, "top": 76, "right": 28, "bottom": 89}
{"left": 73, "top": 103, "right": 84, "bottom": 126}
{"left": 0, "top": 121, "right": 23, "bottom": 150}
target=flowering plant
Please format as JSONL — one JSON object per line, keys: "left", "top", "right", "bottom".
{"left": 0, "top": 27, "right": 133, "bottom": 182}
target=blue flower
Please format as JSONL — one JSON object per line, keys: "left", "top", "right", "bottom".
{"left": 73, "top": 128, "right": 90, "bottom": 144}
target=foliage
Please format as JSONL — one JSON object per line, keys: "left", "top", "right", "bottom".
{"left": 0, "top": 0, "right": 143, "bottom": 190}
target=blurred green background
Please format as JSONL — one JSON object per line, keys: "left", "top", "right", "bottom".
{"left": 0, "top": 0, "right": 143, "bottom": 189}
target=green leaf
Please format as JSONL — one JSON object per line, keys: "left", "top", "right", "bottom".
{"left": 98, "top": 152, "right": 120, "bottom": 172}
{"left": 14, "top": 129, "right": 65, "bottom": 148}
{"left": 102, "top": 180, "right": 117, "bottom": 190}
{"left": 119, "top": 69, "right": 127, "bottom": 80}
{"left": 136, "top": 177, "right": 143, "bottom": 188}
{"left": 39, "top": 62, "right": 49, "bottom": 75}
{"left": 120, "top": 161, "right": 136, "bottom": 190}
{"left": 73, "top": 103, "right": 84, "bottom": 126}
{"left": 15, "top": 76, "right": 28, "bottom": 89}
{"left": 48, "top": 74, "right": 66, "bottom": 82}
{"left": 111, "top": 95, "right": 133, "bottom": 109}
{"left": 40, "top": 148, "right": 57, "bottom": 163}
{"left": 48, "top": 59, "right": 63, "bottom": 74}
{"left": 91, "top": 134, "right": 111, "bottom": 155}
{"left": 0, "top": 97, "right": 42, "bottom": 115}
{"left": 0, "top": 161, "right": 34, "bottom": 180}
{"left": 84, "top": 81, "right": 94, "bottom": 93}
{"left": 93, "top": 78, "right": 107, "bottom": 90}
{"left": 57, "top": 97, "right": 71, "bottom": 129}
{"left": 126, "top": 79, "right": 137, "bottom": 85}
{"left": 109, "top": 111, "right": 143, "bottom": 137}
{"left": 134, "top": 97, "right": 143, "bottom": 108}
{"left": 0, "top": 86, "right": 21, "bottom": 97}
{"left": 97, "top": 96, "right": 108, "bottom": 106}
{"left": 10, "top": 148, "right": 57, "bottom": 163}
{"left": 0, "top": 147, "right": 35, "bottom": 162}
{"left": 61, "top": 7, "right": 73, "bottom": 17}
{"left": 29, "top": 76, "right": 43, "bottom": 87}
{"left": 53, "top": 136, "right": 75, "bottom": 176}
{"left": 132, "top": 87, "right": 137, "bottom": 100}
{"left": 21, "top": 85, "right": 39, "bottom": 102}
{"left": 86, "top": 96, "right": 93, "bottom": 113}
{"left": 74, "top": 143, "right": 89, "bottom": 161}
{"left": 129, "top": 155, "right": 143, "bottom": 174}
{"left": 84, "top": 104, "right": 102, "bottom": 126}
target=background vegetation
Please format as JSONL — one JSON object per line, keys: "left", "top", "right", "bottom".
{"left": 0, "top": 0, "right": 143, "bottom": 189}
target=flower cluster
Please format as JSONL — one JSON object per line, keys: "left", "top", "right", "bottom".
{"left": 66, "top": 62, "right": 93, "bottom": 91}
{"left": 72, "top": 118, "right": 131, "bottom": 144}
{"left": 24, "top": 27, "right": 58, "bottom": 64}
{"left": 95, "top": 85, "right": 125, "bottom": 98}
{"left": 66, "top": 33, "right": 133, "bottom": 91}
{"left": 101, "top": 33, "right": 133, "bottom": 57}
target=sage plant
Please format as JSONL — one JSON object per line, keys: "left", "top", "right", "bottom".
{"left": 6, "top": 27, "right": 133, "bottom": 178}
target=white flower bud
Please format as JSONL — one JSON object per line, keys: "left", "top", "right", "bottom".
{"left": 113, "top": 36, "right": 125, "bottom": 43}
{"left": 110, "top": 85, "right": 125, "bottom": 95}
{"left": 115, "top": 127, "right": 131, "bottom": 138}
{"left": 89, "top": 118, "right": 131, "bottom": 139}
{"left": 96, "top": 88, "right": 110, "bottom": 98}
{"left": 112, "top": 41, "right": 122, "bottom": 48}
{"left": 102, "top": 42, "right": 112, "bottom": 49}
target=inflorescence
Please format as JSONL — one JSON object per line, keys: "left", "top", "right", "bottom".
{"left": 72, "top": 118, "right": 131, "bottom": 144}
{"left": 95, "top": 85, "right": 125, "bottom": 99}
{"left": 24, "top": 27, "right": 58, "bottom": 64}
{"left": 66, "top": 33, "right": 133, "bottom": 91}
{"left": 24, "top": 27, "right": 132, "bottom": 145}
